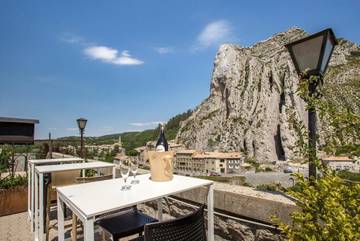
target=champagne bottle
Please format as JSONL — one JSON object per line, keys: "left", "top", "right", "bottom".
{"left": 155, "top": 124, "right": 169, "bottom": 152}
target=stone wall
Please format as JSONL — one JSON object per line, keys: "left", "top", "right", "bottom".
{"left": 140, "top": 182, "right": 298, "bottom": 241}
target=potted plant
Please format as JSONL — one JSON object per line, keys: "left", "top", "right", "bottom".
{"left": 0, "top": 146, "right": 28, "bottom": 216}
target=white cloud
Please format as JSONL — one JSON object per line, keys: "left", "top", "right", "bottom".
{"left": 129, "top": 121, "right": 164, "bottom": 127}
{"left": 155, "top": 47, "right": 174, "bottom": 54}
{"left": 83, "top": 46, "right": 144, "bottom": 65}
{"left": 196, "top": 20, "right": 234, "bottom": 49}
{"left": 84, "top": 46, "right": 117, "bottom": 61}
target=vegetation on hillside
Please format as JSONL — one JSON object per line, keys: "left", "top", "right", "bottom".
{"left": 48, "top": 110, "right": 193, "bottom": 156}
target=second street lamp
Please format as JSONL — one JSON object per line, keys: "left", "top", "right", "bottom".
{"left": 285, "top": 28, "right": 337, "bottom": 179}
{"left": 76, "top": 118, "right": 87, "bottom": 159}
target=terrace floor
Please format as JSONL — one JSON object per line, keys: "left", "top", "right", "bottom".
{"left": 0, "top": 211, "right": 140, "bottom": 241}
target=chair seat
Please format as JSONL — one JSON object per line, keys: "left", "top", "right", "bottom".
{"left": 96, "top": 208, "right": 157, "bottom": 240}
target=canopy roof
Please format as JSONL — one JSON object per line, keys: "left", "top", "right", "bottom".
{"left": 0, "top": 117, "right": 39, "bottom": 145}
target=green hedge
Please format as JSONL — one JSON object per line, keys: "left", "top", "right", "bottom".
{"left": 0, "top": 175, "right": 27, "bottom": 189}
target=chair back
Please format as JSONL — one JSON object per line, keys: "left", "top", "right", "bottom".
{"left": 48, "top": 170, "right": 81, "bottom": 202}
{"left": 144, "top": 205, "right": 206, "bottom": 241}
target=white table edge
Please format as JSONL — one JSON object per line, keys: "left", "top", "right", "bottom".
{"left": 57, "top": 176, "right": 213, "bottom": 218}
{"left": 34, "top": 162, "right": 115, "bottom": 174}
{"left": 28, "top": 157, "right": 83, "bottom": 164}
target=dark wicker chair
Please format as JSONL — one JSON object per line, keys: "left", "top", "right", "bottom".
{"left": 130, "top": 205, "right": 206, "bottom": 241}
{"left": 96, "top": 206, "right": 158, "bottom": 241}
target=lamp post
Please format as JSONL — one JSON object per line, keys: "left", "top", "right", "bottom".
{"left": 285, "top": 28, "right": 337, "bottom": 179}
{"left": 76, "top": 118, "right": 87, "bottom": 159}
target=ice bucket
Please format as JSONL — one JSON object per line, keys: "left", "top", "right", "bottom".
{"left": 148, "top": 151, "right": 174, "bottom": 182}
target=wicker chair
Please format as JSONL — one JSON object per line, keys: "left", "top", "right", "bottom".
{"left": 45, "top": 170, "right": 81, "bottom": 241}
{"left": 130, "top": 205, "right": 206, "bottom": 241}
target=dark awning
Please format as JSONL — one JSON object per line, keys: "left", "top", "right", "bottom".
{"left": 0, "top": 117, "right": 39, "bottom": 145}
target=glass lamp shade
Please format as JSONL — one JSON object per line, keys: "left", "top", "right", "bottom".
{"left": 285, "top": 28, "right": 337, "bottom": 77}
{"left": 77, "top": 118, "right": 87, "bottom": 130}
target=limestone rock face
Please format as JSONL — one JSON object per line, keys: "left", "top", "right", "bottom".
{"left": 176, "top": 28, "right": 360, "bottom": 162}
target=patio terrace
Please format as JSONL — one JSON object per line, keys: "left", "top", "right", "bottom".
{"left": 0, "top": 179, "right": 295, "bottom": 241}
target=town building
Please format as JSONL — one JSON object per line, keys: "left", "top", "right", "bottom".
{"left": 173, "top": 150, "right": 198, "bottom": 174}
{"left": 135, "top": 140, "right": 244, "bottom": 176}
{"left": 321, "top": 156, "right": 356, "bottom": 171}
{"left": 183, "top": 151, "right": 243, "bottom": 176}
{"left": 85, "top": 136, "right": 125, "bottom": 155}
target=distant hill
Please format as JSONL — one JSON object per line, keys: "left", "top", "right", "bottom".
{"left": 53, "top": 110, "right": 192, "bottom": 154}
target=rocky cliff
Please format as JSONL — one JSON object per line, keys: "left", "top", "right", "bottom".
{"left": 176, "top": 28, "right": 360, "bottom": 163}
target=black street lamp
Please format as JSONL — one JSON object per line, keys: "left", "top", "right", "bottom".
{"left": 76, "top": 118, "right": 87, "bottom": 159}
{"left": 285, "top": 28, "right": 337, "bottom": 179}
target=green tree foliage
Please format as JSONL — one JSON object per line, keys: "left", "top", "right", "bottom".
{"left": 276, "top": 171, "right": 360, "bottom": 241}
{"left": 126, "top": 149, "right": 138, "bottom": 156}
{"left": 0, "top": 175, "right": 27, "bottom": 189}
{"left": 276, "top": 75, "right": 360, "bottom": 241}
{"left": 0, "top": 145, "right": 11, "bottom": 173}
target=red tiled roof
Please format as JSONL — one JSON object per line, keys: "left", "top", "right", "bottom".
{"left": 322, "top": 156, "right": 353, "bottom": 162}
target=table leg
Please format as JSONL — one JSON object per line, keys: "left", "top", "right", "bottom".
{"left": 112, "top": 166, "right": 116, "bottom": 178}
{"left": 157, "top": 198, "right": 163, "bottom": 221}
{"left": 28, "top": 162, "right": 31, "bottom": 221}
{"left": 57, "top": 195, "right": 65, "bottom": 241}
{"left": 34, "top": 172, "right": 39, "bottom": 241}
{"left": 83, "top": 218, "right": 95, "bottom": 241}
{"left": 39, "top": 173, "right": 44, "bottom": 241}
{"left": 31, "top": 163, "right": 35, "bottom": 229}
{"left": 207, "top": 184, "right": 214, "bottom": 241}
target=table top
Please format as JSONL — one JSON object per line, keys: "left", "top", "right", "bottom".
{"left": 57, "top": 174, "right": 213, "bottom": 217}
{"left": 29, "top": 157, "right": 83, "bottom": 165}
{"left": 35, "top": 161, "right": 115, "bottom": 174}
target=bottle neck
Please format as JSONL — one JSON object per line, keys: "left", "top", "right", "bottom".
{"left": 160, "top": 126, "right": 164, "bottom": 135}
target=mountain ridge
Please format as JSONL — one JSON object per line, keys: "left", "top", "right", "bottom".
{"left": 176, "top": 27, "right": 360, "bottom": 162}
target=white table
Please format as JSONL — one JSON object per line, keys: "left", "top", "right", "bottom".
{"left": 57, "top": 174, "right": 214, "bottom": 241}
{"left": 28, "top": 158, "right": 84, "bottom": 224}
{"left": 34, "top": 161, "right": 116, "bottom": 241}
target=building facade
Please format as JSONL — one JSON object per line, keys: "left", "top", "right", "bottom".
{"left": 322, "top": 156, "right": 357, "bottom": 172}
{"left": 175, "top": 151, "right": 243, "bottom": 176}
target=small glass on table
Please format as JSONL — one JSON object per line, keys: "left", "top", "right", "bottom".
{"left": 120, "top": 160, "right": 131, "bottom": 191}
{"left": 131, "top": 158, "right": 139, "bottom": 184}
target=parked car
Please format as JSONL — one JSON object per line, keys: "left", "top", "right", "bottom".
{"left": 283, "top": 167, "right": 293, "bottom": 173}
{"left": 208, "top": 172, "right": 221, "bottom": 176}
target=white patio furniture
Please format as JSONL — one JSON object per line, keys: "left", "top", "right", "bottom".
{"left": 28, "top": 158, "right": 84, "bottom": 225}
{"left": 33, "top": 161, "right": 116, "bottom": 241}
{"left": 56, "top": 174, "right": 214, "bottom": 241}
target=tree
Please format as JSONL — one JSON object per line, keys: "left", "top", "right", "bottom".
{"left": 126, "top": 149, "right": 138, "bottom": 156}
{"left": 275, "top": 75, "right": 360, "bottom": 241}
{"left": 0, "top": 145, "right": 11, "bottom": 174}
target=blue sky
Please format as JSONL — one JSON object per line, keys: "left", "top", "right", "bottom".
{"left": 1, "top": 0, "right": 359, "bottom": 139}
